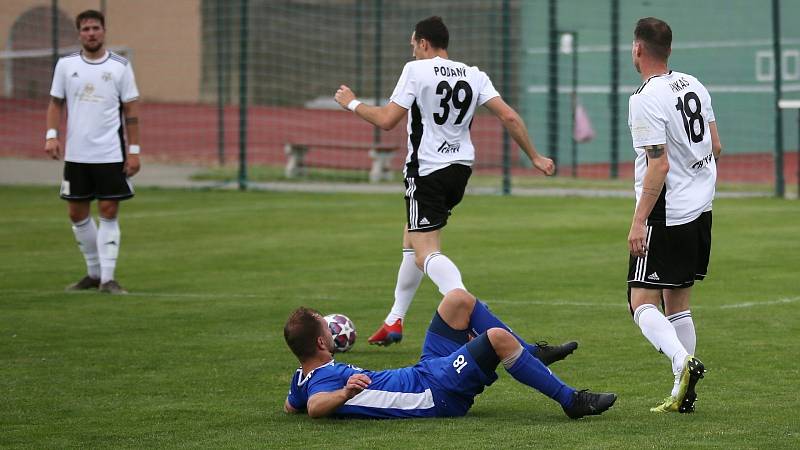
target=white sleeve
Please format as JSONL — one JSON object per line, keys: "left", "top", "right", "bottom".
{"left": 477, "top": 71, "right": 500, "bottom": 105}
{"left": 389, "top": 62, "right": 414, "bottom": 109}
{"left": 49, "top": 59, "right": 65, "bottom": 99}
{"left": 628, "top": 93, "right": 666, "bottom": 148}
{"left": 119, "top": 63, "right": 140, "bottom": 103}
{"left": 704, "top": 90, "right": 715, "bottom": 123}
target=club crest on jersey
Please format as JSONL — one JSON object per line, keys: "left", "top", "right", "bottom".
{"left": 77, "top": 83, "right": 103, "bottom": 103}
{"left": 437, "top": 140, "right": 461, "bottom": 154}
{"left": 102, "top": 71, "right": 112, "bottom": 82}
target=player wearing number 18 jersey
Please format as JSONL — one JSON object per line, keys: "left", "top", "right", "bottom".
{"left": 626, "top": 17, "right": 723, "bottom": 414}
{"left": 629, "top": 71, "right": 716, "bottom": 227}
{"left": 334, "top": 17, "right": 555, "bottom": 348}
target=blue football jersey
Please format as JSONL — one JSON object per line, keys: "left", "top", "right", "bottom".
{"left": 286, "top": 360, "right": 438, "bottom": 419}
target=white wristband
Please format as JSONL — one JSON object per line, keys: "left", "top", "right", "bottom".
{"left": 46, "top": 128, "right": 58, "bottom": 140}
{"left": 128, "top": 145, "right": 141, "bottom": 155}
{"left": 347, "top": 99, "right": 362, "bottom": 112}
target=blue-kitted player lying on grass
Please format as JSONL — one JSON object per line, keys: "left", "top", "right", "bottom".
{"left": 283, "top": 289, "right": 616, "bottom": 419}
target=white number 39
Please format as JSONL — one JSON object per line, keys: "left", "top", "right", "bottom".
{"left": 453, "top": 354, "right": 468, "bottom": 374}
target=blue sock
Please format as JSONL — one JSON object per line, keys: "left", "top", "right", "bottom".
{"left": 506, "top": 350, "right": 575, "bottom": 408}
{"left": 469, "top": 299, "right": 540, "bottom": 356}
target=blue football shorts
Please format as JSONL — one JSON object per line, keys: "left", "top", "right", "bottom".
{"left": 416, "top": 312, "right": 499, "bottom": 417}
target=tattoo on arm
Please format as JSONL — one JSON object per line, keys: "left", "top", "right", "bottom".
{"left": 645, "top": 144, "right": 665, "bottom": 159}
{"left": 124, "top": 117, "right": 139, "bottom": 125}
{"left": 642, "top": 187, "right": 662, "bottom": 198}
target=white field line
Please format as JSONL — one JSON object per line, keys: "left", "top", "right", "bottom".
{"left": 718, "top": 296, "right": 800, "bottom": 309}
{"left": 0, "top": 289, "right": 797, "bottom": 310}
{"left": 487, "top": 299, "right": 623, "bottom": 308}
{"left": 0, "top": 204, "right": 291, "bottom": 225}
{"left": 490, "top": 297, "right": 800, "bottom": 310}
{"left": 0, "top": 289, "right": 263, "bottom": 300}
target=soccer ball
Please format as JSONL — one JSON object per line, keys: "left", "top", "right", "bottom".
{"left": 324, "top": 313, "right": 357, "bottom": 353}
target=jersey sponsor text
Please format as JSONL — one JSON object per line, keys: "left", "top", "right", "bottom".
{"left": 437, "top": 141, "right": 461, "bottom": 154}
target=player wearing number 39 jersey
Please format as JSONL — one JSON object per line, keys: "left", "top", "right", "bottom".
{"left": 389, "top": 56, "right": 498, "bottom": 178}
{"left": 334, "top": 17, "right": 555, "bottom": 348}
{"left": 626, "top": 17, "right": 723, "bottom": 414}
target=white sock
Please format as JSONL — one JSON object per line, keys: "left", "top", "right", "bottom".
{"left": 423, "top": 252, "right": 466, "bottom": 295}
{"left": 385, "top": 249, "right": 423, "bottom": 325}
{"left": 633, "top": 304, "right": 689, "bottom": 376}
{"left": 97, "top": 217, "right": 121, "bottom": 284}
{"left": 72, "top": 217, "right": 100, "bottom": 279}
{"left": 667, "top": 310, "right": 696, "bottom": 355}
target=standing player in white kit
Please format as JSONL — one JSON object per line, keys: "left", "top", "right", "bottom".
{"left": 626, "top": 17, "right": 723, "bottom": 413}
{"left": 335, "top": 17, "right": 566, "bottom": 365}
{"left": 45, "top": 9, "right": 141, "bottom": 294}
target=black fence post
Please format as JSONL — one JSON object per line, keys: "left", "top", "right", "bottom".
{"left": 772, "top": 0, "right": 785, "bottom": 197}
{"left": 373, "top": 0, "right": 382, "bottom": 147}
{"left": 238, "top": 0, "right": 249, "bottom": 190}
{"left": 51, "top": 0, "right": 59, "bottom": 68}
{"left": 501, "top": 0, "right": 511, "bottom": 195}
{"left": 609, "top": 0, "right": 619, "bottom": 179}
{"left": 216, "top": 0, "right": 226, "bottom": 166}
{"left": 547, "top": 0, "right": 559, "bottom": 174}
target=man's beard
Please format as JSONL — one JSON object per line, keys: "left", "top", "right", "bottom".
{"left": 82, "top": 41, "right": 102, "bottom": 53}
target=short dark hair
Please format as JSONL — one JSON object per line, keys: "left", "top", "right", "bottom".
{"left": 284, "top": 307, "right": 326, "bottom": 361}
{"left": 414, "top": 16, "right": 449, "bottom": 50}
{"left": 634, "top": 17, "right": 672, "bottom": 60}
{"left": 76, "top": 10, "right": 105, "bottom": 30}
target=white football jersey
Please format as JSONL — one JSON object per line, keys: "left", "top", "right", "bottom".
{"left": 389, "top": 56, "right": 499, "bottom": 177}
{"left": 628, "top": 70, "right": 717, "bottom": 226}
{"left": 50, "top": 51, "right": 139, "bottom": 163}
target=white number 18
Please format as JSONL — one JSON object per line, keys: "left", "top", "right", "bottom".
{"left": 453, "top": 354, "right": 468, "bottom": 374}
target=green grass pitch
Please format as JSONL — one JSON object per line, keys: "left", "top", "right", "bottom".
{"left": 1, "top": 186, "right": 798, "bottom": 448}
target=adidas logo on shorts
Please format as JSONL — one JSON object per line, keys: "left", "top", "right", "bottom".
{"left": 647, "top": 272, "right": 660, "bottom": 281}
{"left": 419, "top": 217, "right": 430, "bottom": 225}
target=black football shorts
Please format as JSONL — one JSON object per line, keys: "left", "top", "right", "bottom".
{"left": 60, "top": 161, "right": 134, "bottom": 201}
{"left": 627, "top": 211, "right": 712, "bottom": 290}
{"left": 404, "top": 164, "right": 471, "bottom": 232}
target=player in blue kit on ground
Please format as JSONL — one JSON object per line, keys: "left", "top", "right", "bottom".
{"left": 283, "top": 290, "right": 616, "bottom": 419}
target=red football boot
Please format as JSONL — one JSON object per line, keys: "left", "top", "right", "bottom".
{"left": 367, "top": 319, "right": 403, "bottom": 346}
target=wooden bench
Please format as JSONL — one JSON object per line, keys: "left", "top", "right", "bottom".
{"left": 284, "top": 141, "right": 400, "bottom": 183}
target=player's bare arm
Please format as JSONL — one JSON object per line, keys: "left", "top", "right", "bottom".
{"left": 709, "top": 122, "right": 722, "bottom": 160}
{"left": 483, "top": 96, "right": 555, "bottom": 176}
{"left": 122, "top": 100, "right": 141, "bottom": 177}
{"left": 305, "top": 373, "right": 371, "bottom": 418}
{"left": 628, "top": 143, "right": 669, "bottom": 257}
{"left": 334, "top": 85, "right": 407, "bottom": 131}
{"left": 283, "top": 398, "right": 299, "bottom": 414}
{"left": 45, "top": 96, "right": 65, "bottom": 160}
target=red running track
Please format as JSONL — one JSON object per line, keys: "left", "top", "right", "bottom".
{"left": 1, "top": 98, "right": 796, "bottom": 185}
